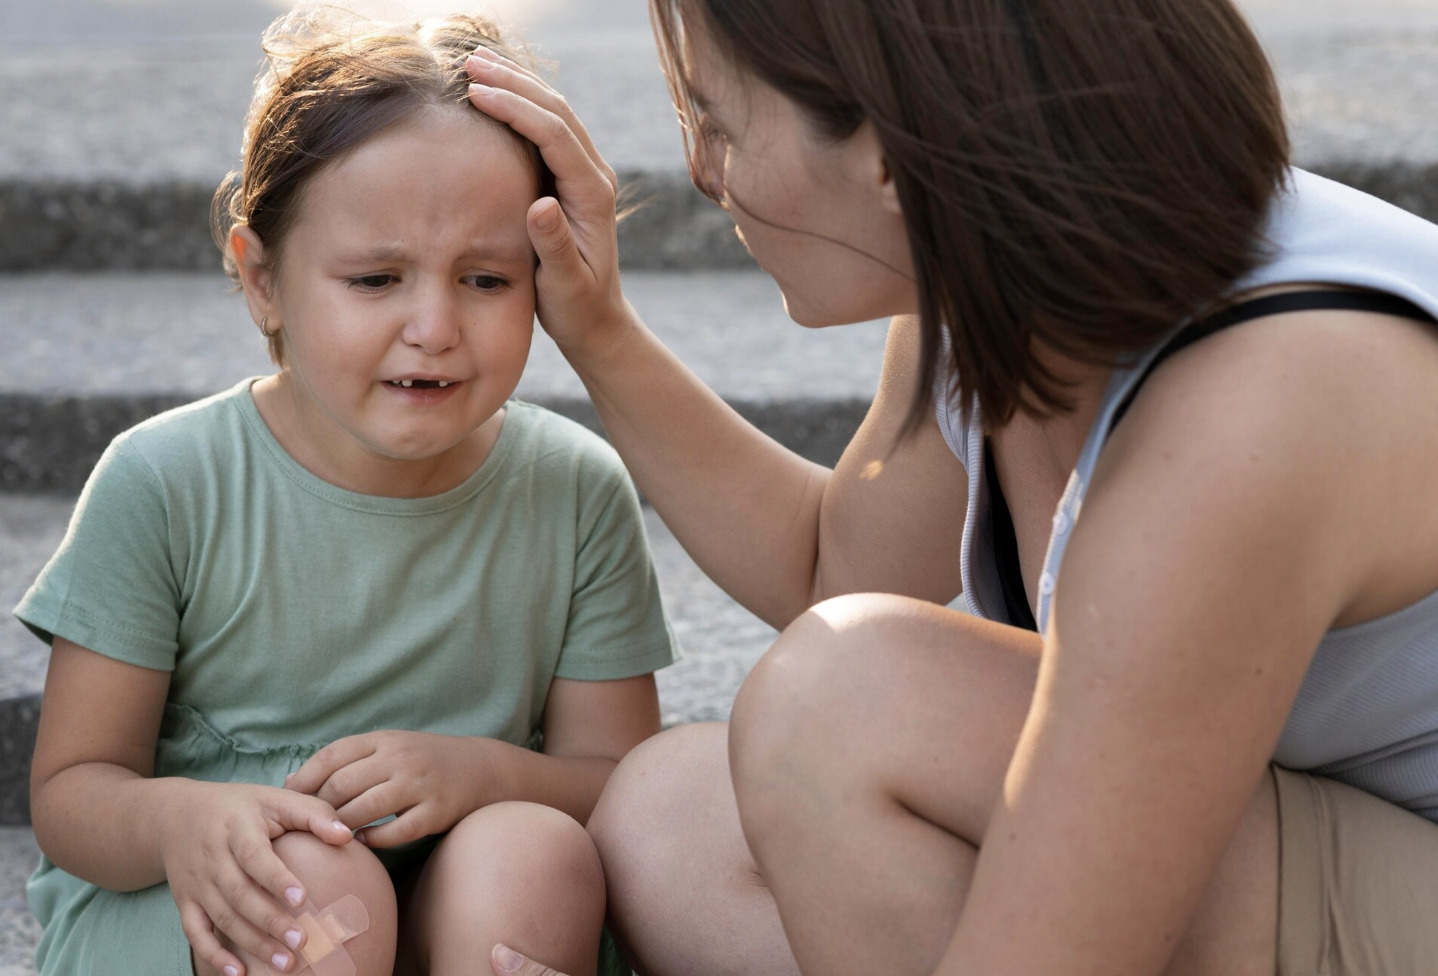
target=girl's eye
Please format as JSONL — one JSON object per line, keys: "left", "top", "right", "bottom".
{"left": 466, "top": 274, "right": 509, "bottom": 292}
{"left": 347, "top": 274, "right": 396, "bottom": 291}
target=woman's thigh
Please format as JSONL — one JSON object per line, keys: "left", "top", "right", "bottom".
{"left": 728, "top": 593, "right": 1279, "bottom": 976}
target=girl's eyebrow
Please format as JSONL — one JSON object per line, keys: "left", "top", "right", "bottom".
{"left": 337, "top": 240, "right": 532, "bottom": 265}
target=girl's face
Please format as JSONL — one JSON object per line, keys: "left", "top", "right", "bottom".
{"left": 682, "top": 16, "right": 917, "bottom": 327}
{"left": 237, "top": 106, "right": 538, "bottom": 495}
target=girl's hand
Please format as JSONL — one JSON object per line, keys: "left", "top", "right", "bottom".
{"left": 285, "top": 731, "right": 494, "bottom": 848}
{"left": 160, "top": 781, "right": 352, "bottom": 976}
{"left": 463, "top": 46, "right": 635, "bottom": 357}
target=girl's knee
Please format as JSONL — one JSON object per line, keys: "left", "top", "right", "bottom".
{"left": 439, "top": 802, "right": 605, "bottom": 918}
{"left": 270, "top": 831, "right": 397, "bottom": 974}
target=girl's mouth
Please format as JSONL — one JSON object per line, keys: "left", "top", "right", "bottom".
{"left": 387, "top": 379, "right": 455, "bottom": 389}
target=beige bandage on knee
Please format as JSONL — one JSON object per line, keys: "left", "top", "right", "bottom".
{"left": 288, "top": 895, "right": 370, "bottom": 976}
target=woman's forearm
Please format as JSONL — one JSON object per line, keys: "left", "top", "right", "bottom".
{"left": 562, "top": 303, "right": 831, "bottom": 628}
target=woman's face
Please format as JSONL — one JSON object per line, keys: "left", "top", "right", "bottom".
{"left": 681, "top": 16, "right": 918, "bottom": 327}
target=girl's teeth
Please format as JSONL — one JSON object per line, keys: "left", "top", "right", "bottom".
{"left": 400, "top": 380, "right": 413, "bottom": 387}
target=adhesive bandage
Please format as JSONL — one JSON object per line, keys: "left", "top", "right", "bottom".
{"left": 288, "top": 894, "right": 370, "bottom": 976}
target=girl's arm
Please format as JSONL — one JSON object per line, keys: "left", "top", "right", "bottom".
{"left": 937, "top": 315, "right": 1436, "bottom": 974}
{"left": 287, "top": 675, "right": 658, "bottom": 838}
{"left": 32, "top": 638, "right": 352, "bottom": 973}
{"left": 466, "top": 60, "right": 967, "bottom": 629}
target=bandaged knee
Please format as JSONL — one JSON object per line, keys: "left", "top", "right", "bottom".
{"left": 288, "top": 894, "right": 370, "bottom": 976}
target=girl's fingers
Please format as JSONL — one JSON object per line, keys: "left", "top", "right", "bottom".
{"left": 199, "top": 887, "right": 297, "bottom": 974}
{"left": 179, "top": 900, "right": 246, "bottom": 976}
{"left": 465, "top": 49, "right": 615, "bottom": 188}
{"left": 263, "top": 791, "right": 353, "bottom": 846}
{"left": 352, "top": 804, "right": 430, "bottom": 849}
{"left": 286, "top": 735, "right": 377, "bottom": 796}
{"left": 223, "top": 868, "right": 309, "bottom": 962}
{"left": 333, "top": 782, "right": 403, "bottom": 834}
{"left": 230, "top": 828, "right": 309, "bottom": 910}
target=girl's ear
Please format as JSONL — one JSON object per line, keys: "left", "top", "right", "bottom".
{"left": 230, "top": 225, "right": 277, "bottom": 328}
{"left": 850, "top": 120, "right": 904, "bottom": 217}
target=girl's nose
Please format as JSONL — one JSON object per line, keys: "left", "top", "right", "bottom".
{"left": 401, "top": 289, "right": 462, "bottom": 355}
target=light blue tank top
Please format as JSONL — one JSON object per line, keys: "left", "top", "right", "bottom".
{"left": 937, "top": 170, "right": 1438, "bottom": 820}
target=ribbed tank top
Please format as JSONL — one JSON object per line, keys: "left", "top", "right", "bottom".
{"left": 936, "top": 170, "right": 1438, "bottom": 820}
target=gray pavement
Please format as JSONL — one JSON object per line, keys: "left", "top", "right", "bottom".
{"left": 2, "top": 0, "right": 1438, "bottom": 271}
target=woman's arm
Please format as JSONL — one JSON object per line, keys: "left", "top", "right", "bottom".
{"left": 936, "top": 314, "right": 1437, "bottom": 974}
{"left": 466, "top": 60, "right": 966, "bottom": 628}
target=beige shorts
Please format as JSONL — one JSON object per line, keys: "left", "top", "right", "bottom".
{"left": 1274, "top": 765, "right": 1438, "bottom": 975}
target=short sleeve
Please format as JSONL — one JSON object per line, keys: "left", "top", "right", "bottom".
{"left": 13, "top": 438, "right": 182, "bottom": 671}
{"left": 554, "top": 471, "right": 679, "bottom": 682}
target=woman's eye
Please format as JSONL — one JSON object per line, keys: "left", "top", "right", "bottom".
{"left": 466, "top": 274, "right": 509, "bottom": 292}
{"left": 694, "top": 113, "right": 726, "bottom": 143}
{"left": 347, "top": 274, "right": 395, "bottom": 290}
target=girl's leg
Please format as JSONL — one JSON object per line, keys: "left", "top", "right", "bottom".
{"left": 192, "top": 831, "right": 398, "bottom": 976}
{"left": 587, "top": 723, "right": 800, "bottom": 976}
{"left": 729, "top": 592, "right": 1278, "bottom": 976}
{"left": 400, "top": 800, "right": 605, "bottom": 976}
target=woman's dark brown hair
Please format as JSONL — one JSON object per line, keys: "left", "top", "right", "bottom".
{"left": 651, "top": 0, "right": 1290, "bottom": 429}
{"left": 212, "top": 6, "right": 550, "bottom": 365}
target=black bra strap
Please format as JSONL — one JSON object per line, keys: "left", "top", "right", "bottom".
{"left": 984, "top": 438, "right": 1039, "bottom": 632}
{"left": 1109, "top": 290, "right": 1436, "bottom": 436}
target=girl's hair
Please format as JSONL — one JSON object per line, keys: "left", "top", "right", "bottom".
{"left": 651, "top": 0, "right": 1290, "bottom": 429}
{"left": 212, "top": 6, "right": 551, "bottom": 365}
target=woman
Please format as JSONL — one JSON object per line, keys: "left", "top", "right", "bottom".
{"left": 468, "top": 0, "right": 1438, "bottom": 973}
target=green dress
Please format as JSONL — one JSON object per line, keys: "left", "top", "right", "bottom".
{"left": 15, "top": 382, "right": 677, "bottom": 975}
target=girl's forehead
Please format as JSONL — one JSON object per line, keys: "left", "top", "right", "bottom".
{"left": 288, "top": 107, "right": 538, "bottom": 256}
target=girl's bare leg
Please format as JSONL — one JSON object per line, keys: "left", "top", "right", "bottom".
{"left": 402, "top": 801, "right": 605, "bottom": 976}
{"left": 729, "top": 593, "right": 1278, "bottom": 976}
{"left": 588, "top": 722, "right": 799, "bottom": 976}
{"left": 193, "top": 831, "right": 398, "bottom": 976}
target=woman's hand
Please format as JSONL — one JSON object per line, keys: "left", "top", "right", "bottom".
{"left": 490, "top": 943, "right": 573, "bottom": 976}
{"left": 285, "top": 731, "right": 497, "bottom": 847}
{"left": 463, "top": 46, "right": 636, "bottom": 358}
{"left": 159, "top": 780, "right": 352, "bottom": 976}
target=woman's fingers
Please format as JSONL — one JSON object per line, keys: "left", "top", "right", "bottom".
{"left": 490, "top": 943, "right": 571, "bottom": 976}
{"left": 465, "top": 48, "right": 616, "bottom": 189}
{"left": 467, "top": 83, "right": 616, "bottom": 214}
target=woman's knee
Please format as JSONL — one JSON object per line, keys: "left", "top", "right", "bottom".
{"left": 270, "top": 830, "right": 397, "bottom": 974}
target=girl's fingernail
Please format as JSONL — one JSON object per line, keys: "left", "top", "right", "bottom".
{"left": 331, "top": 820, "right": 347, "bottom": 832}
{"left": 285, "top": 886, "right": 304, "bottom": 906}
{"left": 493, "top": 944, "right": 523, "bottom": 972}
{"left": 354, "top": 830, "right": 369, "bottom": 846}
{"left": 272, "top": 951, "right": 290, "bottom": 971}
{"left": 224, "top": 966, "right": 239, "bottom": 976}
{"left": 284, "top": 929, "right": 303, "bottom": 949}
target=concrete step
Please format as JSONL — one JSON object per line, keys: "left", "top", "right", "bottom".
{"left": 0, "top": 826, "right": 40, "bottom": 975}
{"left": 1, "top": 0, "right": 1437, "bottom": 270}
{"left": 0, "top": 493, "right": 783, "bottom": 828}
{"left": 0, "top": 269, "right": 888, "bottom": 493}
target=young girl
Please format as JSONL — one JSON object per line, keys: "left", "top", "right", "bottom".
{"left": 16, "top": 9, "right": 675, "bottom": 976}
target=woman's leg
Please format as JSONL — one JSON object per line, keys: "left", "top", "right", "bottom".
{"left": 587, "top": 723, "right": 799, "bottom": 976}
{"left": 729, "top": 593, "right": 1278, "bottom": 976}
{"left": 193, "top": 831, "right": 398, "bottom": 976}
{"left": 400, "top": 801, "right": 606, "bottom": 976}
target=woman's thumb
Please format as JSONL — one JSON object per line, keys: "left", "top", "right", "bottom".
{"left": 491, "top": 943, "right": 566, "bottom": 976}
{"left": 527, "top": 198, "right": 579, "bottom": 268}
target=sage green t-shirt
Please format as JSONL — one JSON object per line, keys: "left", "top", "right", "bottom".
{"left": 16, "top": 381, "right": 675, "bottom": 975}
{"left": 17, "top": 380, "right": 678, "bottom": 769}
